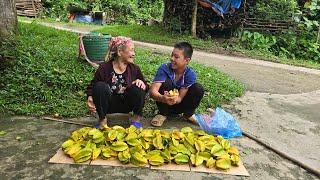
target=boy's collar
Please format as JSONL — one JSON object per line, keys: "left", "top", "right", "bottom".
{"left": 168, "top": 63, "right": 188, "bottom": 72}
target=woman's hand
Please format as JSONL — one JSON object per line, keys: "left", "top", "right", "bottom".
{"left": 87, "top": 96, "right": 96, "bottom": 113}
{"left": 132, "top": 79, "right": 146, "bottom": 90}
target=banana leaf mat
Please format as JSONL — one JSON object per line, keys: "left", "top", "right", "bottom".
{"left": 49, "top": 148, "right": 250, "bottom": 176}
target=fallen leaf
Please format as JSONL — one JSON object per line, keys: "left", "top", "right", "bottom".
{"left": 0, "top": 131, "right": 6, "bottom": 136}
{"left": 16, "top": 136, "right": 22, "bottom": 141}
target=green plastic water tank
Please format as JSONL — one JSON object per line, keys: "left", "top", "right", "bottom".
{"left": 83, "top": 33, "right": 111, "bottom": 62}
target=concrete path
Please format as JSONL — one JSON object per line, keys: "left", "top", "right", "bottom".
{"left": 14, "top": 20, "right": 320, "bottom": 178}
{"left": 0, "top": 116, "right": 318, "bottom": 180}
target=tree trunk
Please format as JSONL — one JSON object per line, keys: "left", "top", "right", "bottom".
{"left": 0, "top": 0, "right": 17, "bottom": 39}
{"left": 191, "top": 0, "right": 198, "bottom": 38}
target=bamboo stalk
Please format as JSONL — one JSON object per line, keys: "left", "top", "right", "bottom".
{"left": 42, "top": 117, "right": 92, "bottom": 127}
{"left": 31, "top": 0, "right": 36, "bottom": 13}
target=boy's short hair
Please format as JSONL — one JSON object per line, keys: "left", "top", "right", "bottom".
{"left": 174, "top": 42, "right": 193, "bottom": 59}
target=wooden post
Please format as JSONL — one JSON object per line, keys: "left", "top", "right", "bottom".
{"left": 31, "top": 0, "right": 36, "bottom": 17}
{"left": 191, "top": 0, "right": 198, "bottom": 38}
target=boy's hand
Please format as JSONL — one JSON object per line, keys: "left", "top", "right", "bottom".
{"left": 132, "top": 79, "right": 146, "bottom": 90}
{"left": 171, "top": 95, "right": 182, "bottom": 104}
{"left": 162, "top": 91, "right": 181, "bottom": 105}
{"left": 87, "top": 96, "right": 96, "bottom": 113}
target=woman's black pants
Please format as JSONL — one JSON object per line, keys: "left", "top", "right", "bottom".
{"left": 92, "top": 82, "right": 146, "bottom": 119}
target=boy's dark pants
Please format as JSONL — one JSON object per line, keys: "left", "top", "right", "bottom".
{"left": 92, "top": 81, "right": 146, "bottom": 120}
{"left": 156, "top": 80, "right": 204, "bottom": 117}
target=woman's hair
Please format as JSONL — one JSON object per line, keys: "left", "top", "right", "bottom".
{"left": 105, "top": 36, "right": 133, "bottom": 61}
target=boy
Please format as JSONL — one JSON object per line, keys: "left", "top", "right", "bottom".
{"left": 150, "top": 42, "right": 204, "bottom": 127}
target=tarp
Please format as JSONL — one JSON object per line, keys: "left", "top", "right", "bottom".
{"left": 199, "top": 0, "right": 242, "bottom": 16}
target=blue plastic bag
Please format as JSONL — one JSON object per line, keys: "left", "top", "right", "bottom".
{"left": 195, "top": 107, "right": 242, "bottom": 139}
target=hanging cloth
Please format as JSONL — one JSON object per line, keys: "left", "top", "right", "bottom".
{"left": 198, "top": 0, "right": 242, "bottom": 16}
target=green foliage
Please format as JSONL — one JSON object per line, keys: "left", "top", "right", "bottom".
{"left": 0, "top": 39, "right": 16, "bottom": 71}
{"left": 166, "top": 17, "right": 183, "bottom": 34}
{"left": 274, "top": 0, "right": 320, "bottom": 62}
{"left": 0, "top": 23, "right": 244, "bottom": 117}
{"left": 251, "top": 0, "right": 297, "bottom": 20}
{"left": 242, "top": 0, "right": 320, "bottom": 63}
{"left": 240, "top": 31, "right": 277, "bottom": 51}
{"left": 42, "top": 0, "right": 91, "bottom": 20}
{"left": 274, "top": 30, "right": 320, "bottom": 61}
{"left": 295, "top": 0, "right": 320, "bottom": 30}
{"left": 240, "top": 28, "right": 320, "bottom": 63}
{"left": 42, "top": 0, "right": 164, "bottom": 24}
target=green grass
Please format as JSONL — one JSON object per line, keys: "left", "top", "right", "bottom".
{"left": 0, "top": 23, "right": 244, "bottom": 118}
{"left": 95, "top": 24, "right": 221, "bottom": 51}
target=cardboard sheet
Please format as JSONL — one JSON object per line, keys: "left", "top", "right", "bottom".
{"left": 190, "top": 161, "right": 250, "bottom": 176}
{"left": 48, "top": 148, "right": 91, "bottom": 165}
{"left": 90, "top": 157, "right": 150, "bottom": 168}
{"left": 49, "top": 149, "right": 249, "bottom": 176}
{"left": 151, "top": 163, "right": 191, "bottom": 172}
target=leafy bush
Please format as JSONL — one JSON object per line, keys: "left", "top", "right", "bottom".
{"left": 251, "top": 0, "right": 298, "bottom": 20}
{"left": 41, "top": 0, "right": 164, "bottom": 24}
{"left": 241, "top": 0, "right": 320, "bottom": 62}
{"left": 42, "top": 0, "right": 90, "bottom": 20}
{"left": 275, "top": 30, "right": 319, "bottom": 61}
{"left": 241, "top": 28, "right": 320, "bottom": 62}
{"left": 275, "top": 0, "right": 320, "bottom": 62}
{"left": 240, "top": 31, "right": 277, "bottom": 51}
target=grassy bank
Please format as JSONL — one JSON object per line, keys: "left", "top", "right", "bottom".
{"left": 0, "top": 23, "right": 244, "bottom": 118}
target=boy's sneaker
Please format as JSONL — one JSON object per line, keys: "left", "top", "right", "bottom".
{"left": 151, "top": 114, "right": 167, "bottom": 127}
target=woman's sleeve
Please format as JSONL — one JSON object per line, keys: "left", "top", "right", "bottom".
{"left": 86, "top": 66, "right": 105, "bottom": 98}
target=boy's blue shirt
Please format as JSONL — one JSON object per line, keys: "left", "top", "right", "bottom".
{"left": 153, "top": 63, "right": 197, "bottom": 88}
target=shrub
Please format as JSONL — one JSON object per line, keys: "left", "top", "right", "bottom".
{"left": 240, "top": 31, "right": 277, "bottom": 51}
{"left": 41, "top": 0, "right": 164, "bottom": 24}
